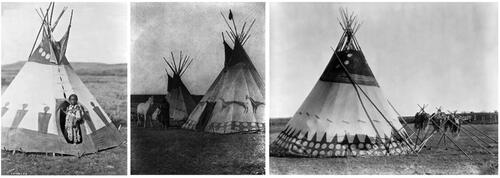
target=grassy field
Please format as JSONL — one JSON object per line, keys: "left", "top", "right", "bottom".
{"left": 131, "top": 127, "right": 265, "bottom": 175}
{"left": 270, "top": 118, "right": 498, "bottom": 175}
{"left": 1, "top": 62, "right": 127, "bottom": 175}
{"left": 1, "top": 128, "right": 127, "bottom": 175}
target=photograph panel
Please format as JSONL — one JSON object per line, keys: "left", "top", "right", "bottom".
{"left": 130, "top": 2, "right": 265, "bottom": 175}
{"left": 1, "top": 2, "right": 128, "bottom": 175}
{"left": 269, "top": 2, "right": 497, "bottom": 175}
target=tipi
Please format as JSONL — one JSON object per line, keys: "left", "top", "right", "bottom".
{"left": 1, "top": 3, "right": 123, "bottom": 156}
{"left": 270, "top": 9, "right": 414, "bottom": 157}
{"left": 162, "top": 51, "right": 197, "bottom": 125}
{"left": 182, "top": 10, "right": 265, "bottom": 134}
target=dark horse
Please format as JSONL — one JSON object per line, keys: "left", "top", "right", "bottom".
{"left": 444, "top": 111, "right": 462, "bottom": 137}
{"left": 414, "top": 104, "right": 430, "bottom": 131}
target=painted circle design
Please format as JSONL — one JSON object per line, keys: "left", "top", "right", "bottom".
{"left": 366, "top": 144, "right": 372, "bottom": 149}
{"left": 335, "top": 151, "right": 341, "bottom": 156}
{"left": 358, "top": 143, "right": 364, "bottom": 149}
{"left": 319, "top": 151, "right": 325, "bottom": 156}
{"left": 321, "top": 143, "right": 327, "bottom": 149}
{"left": 328, "top": 144, "right": 334, "bottom": 149}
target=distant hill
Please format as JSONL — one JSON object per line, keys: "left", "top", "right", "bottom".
{"left": 2, "top": 61, "right": 126, "bottom": 76}
{"left": 1, "top": 61, "right": 126, "bottom": 86}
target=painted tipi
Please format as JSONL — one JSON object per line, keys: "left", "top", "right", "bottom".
{"left": 270, "top": 9, "right": 414, "bottom": 157}
{"left": 182, "top": 10, "right": 265, "bottom": 134}
{"left": 1, "top": 3, "right": 123, "bottom": 156}
{"left": 163, "top": 51, "right": 197, "bottom": 124}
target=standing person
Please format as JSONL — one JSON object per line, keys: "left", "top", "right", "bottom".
{"left": 65, "top": 94, "right": 84, "bottom": 144}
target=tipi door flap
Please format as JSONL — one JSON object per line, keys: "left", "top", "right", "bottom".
{"left": 55, "top": 99, "right": 94, "bottom": 144}
{"left": 196, "top": 102, "right": 216, "bottom": 131}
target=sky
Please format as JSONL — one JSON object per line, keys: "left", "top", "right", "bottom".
{"left": 1, "top": 2, "right": 128, "bottom": 64}
{"left": 131, "top": 2, "right": 265, "bottom": 95}
{"left": 270, "top": 3, "right": 498, "bottom": 117}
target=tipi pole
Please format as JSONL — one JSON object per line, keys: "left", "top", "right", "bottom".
{"left": 387, "top": 99, "right": 416, "bottom": 136}
{"left": 467, "top": 124, "right": 497, "bottom": 143}
{"left": 29, "top": 3, "right": 52, "bottom": 58}
{"left": 220, "top": 12, "right": 237, "bottom": 39}
{"left": 428, "top": 119, "right": 473, "bottom": 161}
{"left": 434, "top": 134, "right": 447, "bottom": 152}
{"left": 334, "top": 52, "right": 415, "bottom": 153}
{"left": 416, "top": 129, "right": 437, "bottom": 152}
{"left": 49, "top": 2, "right": 54, "bottom": 25}
{"left": 462, "top": 128, "right": 495, "bottom": 155}
{"left": 445, "top": 120, "right": 494, "bottom": 154}
{"left": 414, "top": 128, "right": 421, "bottom": 150}
{"left": 333, "top": 53, "right": 405, "bottom": 152}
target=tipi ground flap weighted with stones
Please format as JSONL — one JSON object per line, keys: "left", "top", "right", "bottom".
{"left": 182, "top": 10, "right": 265, "bottom": 134}
{"left": 270, "top": 9, "right": 414, "bottom": 157}
{"left": 162, "top": 51, "right": 197, "bottom": 124}
{"left": 1, "top": 3, "right": 123, "bottom": 156}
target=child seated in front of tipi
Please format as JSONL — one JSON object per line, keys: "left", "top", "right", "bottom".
{"left": 66, "top": 94, "right": 83, "bottom": 144}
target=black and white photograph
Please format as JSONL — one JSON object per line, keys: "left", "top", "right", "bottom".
{"left": 130, "top": 2, "right": 265, "bottom": 175}
{"left": 269, "top": 3, "right": 498, "bottom": 175}
{"left": 1, "top": 2, "right": 128, "bottom": 175}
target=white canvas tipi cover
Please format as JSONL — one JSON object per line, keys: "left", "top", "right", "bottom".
{"left": 1, "top": 4, "right": 122, "bottom": 156}
{"left": 270, "top": 10, "right": 413, "bottom": 157}
{"left": 182, "top": 11, "right": 265, "bottom": 133}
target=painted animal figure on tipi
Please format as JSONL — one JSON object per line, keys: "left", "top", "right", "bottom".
{"left": 246, "top": 95, "right": 264, "bottom": 114}
{"left": 218, "top": 97, "right": 248, "bottom": 113}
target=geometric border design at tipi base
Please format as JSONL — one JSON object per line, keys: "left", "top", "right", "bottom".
{"left": 183, "top": 120, "right": 265, "bottom": 134}
{"left": 270, "top": 126, "right": 412, "bottom": 158}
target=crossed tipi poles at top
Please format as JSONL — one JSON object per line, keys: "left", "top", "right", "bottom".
{"left": 220, "top": 9, "right": 256, "bottom": 47}
{"left": 162, "top": 51, "right": 194, "bottom": 78}
{"left": 29, "top": 2, "right": 74, "bottom": 64}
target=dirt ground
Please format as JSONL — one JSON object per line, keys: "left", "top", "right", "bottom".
{"left": 131, "top": 127, "right": 265, "bottom": 175}
{"left": 270, "top": 121, "right": 498, "bottom": 175}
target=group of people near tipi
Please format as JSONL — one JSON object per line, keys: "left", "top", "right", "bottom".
{"left": 137, "top": 10, "right": 265, "bottom": 134}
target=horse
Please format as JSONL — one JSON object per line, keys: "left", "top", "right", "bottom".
{"left": 137, "top": 96, "right": 154, "bottom": 128}
{"left": 152, "top": 103, "right": 170, "bottom": 129}
{"left": 444, "top": 111, "right": 462, "bottom": 137}
{"left": 414, "top": 104, "right": 430, "bottom": 131}
{"left": 430, "top": 108, "right": 447, "bottom": 132}
{"left": 151, "top": 106, "right": 161, "bottom": 127}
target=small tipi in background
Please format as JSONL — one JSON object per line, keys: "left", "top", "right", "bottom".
{"left": 271, "top": 9, "right": 414, "bottom": 157}
{"left": 182, "top": 10, "right": 265, "bottom": 134}
{"left": 1, "top": 3, "right": 123, "bottom": 156}
{"left": 163, "top": 51, "right": 197, "bottom": 125}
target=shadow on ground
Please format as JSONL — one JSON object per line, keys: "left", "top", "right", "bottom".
{"left": 131, "top": 127, "right": 265, "bottom": 175}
